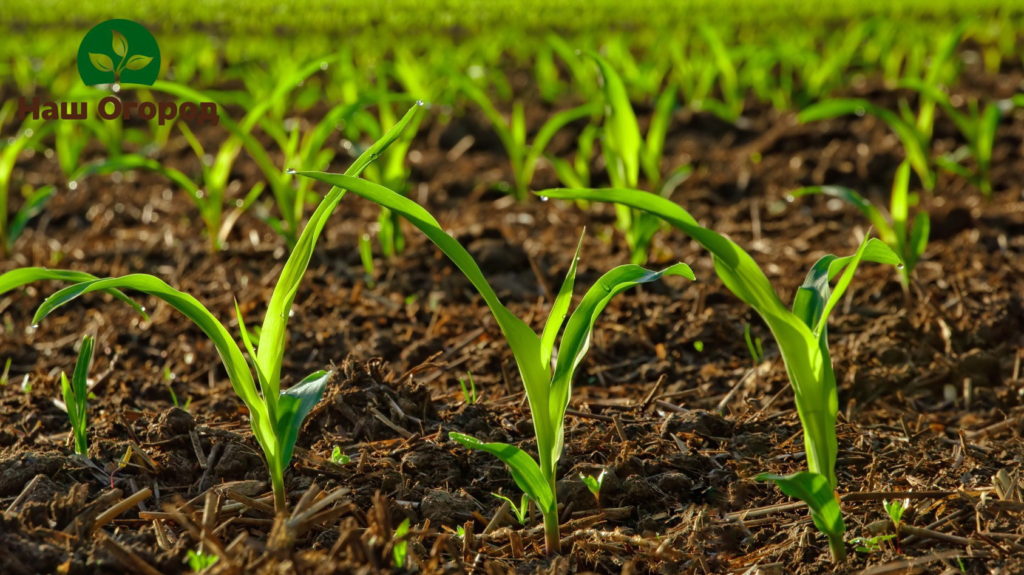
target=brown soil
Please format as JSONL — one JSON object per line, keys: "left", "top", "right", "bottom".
{"left": 1, "top": 66, "right": 1023, "bottom": 574}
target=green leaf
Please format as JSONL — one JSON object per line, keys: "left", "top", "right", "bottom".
{"left": 258, "top": 103, "right": 424, "bottom": 396}
{"left": 8, "top": 186, "right": 54, "bottom": 246}
{"left": 89, "top": 53, "right": 114, "bottom": 73}
{"left": 0, "top": 267, "right": 147, "bottom": 320}
{"left": 124, "top": 55, "right": 153, "bottom": 71}
{"left": 539, "top": 233, "right": 584, "bottom": 371}
{"left": 757, "top": 471, "right": 846, "bottom": 561}
{"left": 111, "top": 30, "right": 128, "bottom": 58}
{"left": 588, "top": 52, "right": 641, "bottom": 188}
{"left": 450, "top": 432, "right": 554, "bottom": 514}
{"left": 909, "top": 211, "right": 930, "bottom": 268}
{"left": 274, "top": 370, "right": 331, "bottom": 475}
{"left": 31, "top": 275, "right": 265, "bottom": 425}
{"left": 293, "top": 172, "right": 550, "bottom": 454}
{"left": 789, "top": 186, "right": 893, "bottom": 245}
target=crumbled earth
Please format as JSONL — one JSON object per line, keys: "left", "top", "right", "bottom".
{"left": 1, "top": 61, "right": 1022, "bottom": 574}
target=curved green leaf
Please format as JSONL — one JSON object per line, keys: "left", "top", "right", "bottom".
{"left": 450, "top": 432, "right": 554, "bottom": 514}
{"left": 0, "top": 267, "right": 146, "bottom": 319}
{"left": 757, "top": 471, "right": 846, "bottom": 562}
{"left": 789, "top": 186, "right": 893, "bottom": 244}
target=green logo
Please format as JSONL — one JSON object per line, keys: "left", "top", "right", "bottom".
{"left": 77, "top": 19, "right": 160, "bottom": 86}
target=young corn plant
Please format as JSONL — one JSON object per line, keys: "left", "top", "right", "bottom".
{"left": 460, "top": 78, "right": 597, "bottom": 202}
{"left": 0, "top": 101, "right": 57, "bottom": 257}
{"left": 60, "top": 335, "right": 95, "bottom": 456}
{"left": 797, "top": 26, "right": 964, "bottom": 193}
{"left": 790, "top": 160, "right": 926, "bottom": 290}
{"left": 539, "top": 187, "right": 902, "bottom": 563}
{"left": 293, "top": 170, "right": 693, "bottom": 555}
{"left": 589, "top": 53, "right": 690, "bottom": 264}
{"left": 1, "top": 105, "right": 423, "bottom": 513}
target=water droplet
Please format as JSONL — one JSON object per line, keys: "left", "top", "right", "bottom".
{"left": 112, "top": 83, "right": 121, "bottom": 93}
{"left": 896, "top": 263, "right": 905, "bottom": 270}
{"left": 139, "top": 306, "right": 146, "bottom": 312}
{"left": 286, "top": 168, "right": 297, "bottom": 175}
{"left": 288, "top": 309, "right": 295, "bottom": 318}
{"left": 30, "top": 324, "right": 39, "bottom": 330}
{"left": 68, "top": 181, "right": 78, "bottom": 191}
{"left": 415, "top": 99, "right": 426, "bottom": 107}
{"left": 23, "top": 128, "right": 34, "bottom": 138}
{"left": 540, "top": 196, "right": 550, "bottom": 202}
{"left": 196, "top": 190, "right": 205, "bottom": 199}
{"left": 784, "top": 194, "right": 795, "bottom": 203}
{"left": 320, "top": 62, "right": 329, "bottom": 71}
{"left": 235, "top": 199, "right": 244, "bottom": 207}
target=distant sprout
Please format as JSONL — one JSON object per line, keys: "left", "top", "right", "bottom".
{"left": 693, "top": 341, "right": 704, "bottom": 352}
{"left": 1, "top": 357, "right": 10, "bottom": 385}
{"left": 359, "top": 233, "right": 376, "bottom": 288}
{"left": 580, "top": 469, "right": 607, "bottom": 505}
{"left": 167, "top": 385, "right": 192, "bottom": 411}
{"left": 492, "top": 492, "right": 530, "bottom": 525}
{"left": 392, "top": 518, "right": 411, "bottom": 569}
{"left": 458, "top": 371, "right": 478, "bottom": 405}
{"left": 60, "top": 335, "right": 95, "bottom": 456}
{"left": 185, "top": 549, "right": 218, "bottom": 572}
{"left": 330, "top": 446, "right": 351, "bottom": 465}
{"left": 743, "top": 323, "right": 764, "bottom": 364}
{"left": 791, "top": 160, "right": 926, "bottom": 291}
{"left": 20, "top": 373, "right": 31, "bottom": 393}
{"left": 883, "top": 498, "right": 910, "bottom": 532}
{"left": 455, "top": 525, "right": 466, "bottom": 538}
{"left": 850, "top": 534, "right": 894, "bottom": 554}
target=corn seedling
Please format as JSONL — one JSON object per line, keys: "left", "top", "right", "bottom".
{"left": 883, "top": 498, "right": 910, "bottom": 532}
{"left": 791, "top": 160, "right": 925, "bottom": 290}
{"left": 392, "top": 518, "right": 410, "bottom": 569}
{"left": 358, "top": 233, "right": 376, "bottom": 288}
{"left": 460, "top": 78, "right": 597, "bottom": 202}
{"left": 1, "top": 358, "right": 11, "bottom": 386}
{"left": 458, "top": 371, "right": 478, "bottom": 405}
{"left": 60, "top": 335, "right": 95, "bottom": 456}
{"left": 539, "top": 187, "right": 902, "bottom": 562}
{"left": 580, "top": 469, "right": 606, "bottom": 505}
{"left": 185, "top": 549, "right": 218, "bottom": 572}
{"left": 493, "top": 492, "right": 530, "bottom": 525}
{"left": 589, "top": 53, "right": 690, "bottom": 264}
{"left": 0, "top": 101, "right": 57, "bottom": 257}
{"left": 294, "top": 170, "right": 694, "bottom": 555}
{"left": 2, "top": 105, "right": 422, "bottom": 513}
{"left": 330, "top": 446, "right": 351, "bottom": 465}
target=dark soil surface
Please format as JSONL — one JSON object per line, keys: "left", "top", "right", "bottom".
{"left": 1, "top": 65, "right": 1023, "bottom": 574}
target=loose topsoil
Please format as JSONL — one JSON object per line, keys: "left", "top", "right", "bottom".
{"left": 1, "top": 65, "right": 1023, "bottom": 574}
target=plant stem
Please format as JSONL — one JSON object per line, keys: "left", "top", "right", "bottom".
{"left": 828, "top": 534, "right": 846, "bottom": 564}
{"left": 542, "top": 509, "right": 560, "bottom": 555}
{"left": 270, "top": 466, "right": 287, "bottom": 513}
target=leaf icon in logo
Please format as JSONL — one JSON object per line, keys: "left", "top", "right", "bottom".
{"left": 112, "top": 30, "right": 128, "bottom": 57}
{"left": 125, "top": 55, "right": 153, "bottom": 71}
{"left": 89, "top": 53, "right": 114, "bottom": 72}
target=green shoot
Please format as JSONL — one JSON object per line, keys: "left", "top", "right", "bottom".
{"left": 588, "top": 53, "right": 689, "bottom": 264}
{"left": 883, "top": 498, "right": 910, "bottom": 532}
{"left": 791, "top": 160, "right": 924, "bottom": 290}
{"left": 0, "top": 103, "right": 56, "bottom": 256}
{"left": 460, "top": 78, "right": 597, "bottom": 202}
{"left": 60, "top": 335, "right": 94, "bottom": 456}
{"left": 693, "top": 341, "right": 704, "bottom": 352}
{"left": 330, "top": 446, "right": 351, "bottom": 465}
{"left": 4, "top": 104, "right": 424, "bottom": 513}
{"left": 1, "top": 358, "right": 10, "bottom": 386}
{"left": 850, "top": 534, "right": 895, "bottom": 554}
{"left": 756, "top": 471, "right": 846, "bottom": 561}
{"left": 458, "top": 371, "right": 478, "bottom": 405}
{"left": 539, "top": 187, "right": 902, "bottom": 563}
{"left": 743, "top": 323, "right": 764, "bottom": 364}
{"left": 580, "top": 469, "right": 607, "bottom": 505}
{"left": 185, "top": 549, "right": 218, "bottom": 572}
{"left": 392, "top": 518, "right": 410, "bottom": 569}
{"left": 294, "top": 171, "right": 694, "bottom": 555}
{"left": 492, "top": 492, "right": 530, "bottom": 525}
{"left": 359, "top": 233, "right": 376, "bottom": 288}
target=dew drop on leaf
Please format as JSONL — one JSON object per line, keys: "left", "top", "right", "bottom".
{"left": 540, "top": 196, "right": 550, "bottom": 202}
{"left": 896, "top": 263, "right": 905, "bottom": 270}
{"left": 286, "top": 169, "right": 297, "bottom": 175}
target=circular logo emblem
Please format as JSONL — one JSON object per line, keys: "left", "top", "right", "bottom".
{"left": 77, "top": 19, "right": 160, "bottom": 86}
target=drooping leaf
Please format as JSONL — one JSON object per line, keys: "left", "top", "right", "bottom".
{"left": 450, "top": 432, "right": 554, "bottom": 514}
{"left": 8, "top": 186, "right": 55, "bottom": 246}
{"left": 757, "top": 471, "right": 846, "bottom": 561}
{"left": 0, "top": 267, "right": 146, "bottom": 319}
